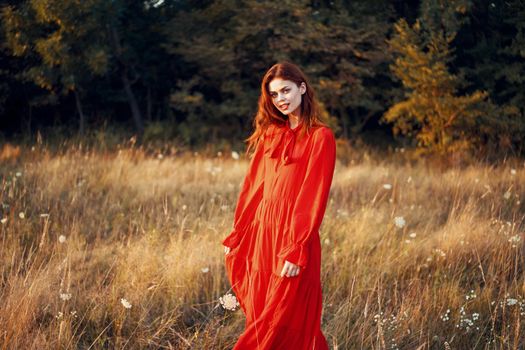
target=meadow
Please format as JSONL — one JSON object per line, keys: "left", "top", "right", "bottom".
{"left": 0, "top": 140, "right": 524, "bottom": 349}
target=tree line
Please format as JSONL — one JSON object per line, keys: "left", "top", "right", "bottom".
{"left": 1, "top": 0, "right": 524, "bottom": 155}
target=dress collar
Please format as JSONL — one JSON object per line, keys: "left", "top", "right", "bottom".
{"left": 268, "top": 121, "right": 303, "bottom": 167}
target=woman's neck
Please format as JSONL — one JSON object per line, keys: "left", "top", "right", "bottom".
{"left": 288, "top": 114, "right": 301, "bottom": 129}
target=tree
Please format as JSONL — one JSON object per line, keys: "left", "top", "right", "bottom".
{"left": 1, "top": 0, "right": 112, "bottom": 134}
{"left": 383, "top": 0, "right": 488, "bottom": 154}
{"left": 1, "top": 0, "right": 175, "bottom": 136}
{"left": 451, "top": 0, "right": 525, "bottom": 154}
{"left": 105, "top": 0, "right": 175, "bottom": 136}
{"left": 163, "top": 0, "right": 394, "bottom": 143}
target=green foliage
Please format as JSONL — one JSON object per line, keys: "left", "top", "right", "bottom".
{"left": 3, "top": 0, "right": 110, "bottom": 91}
{"left": 383, "top": 1, "right": 489, "bottom": 154}
{"left": 452, "top": 0, "right": 525, "bottom": 155}
{"left": 491, "top": 0, "right": 525, "bottom": 151}
{"left": 1, "top": 0, "right": 174, "bottom": 135}
{"left": 163, "top": 0, "right": 394, "bottom": 141}
{"left": 1, "top": 0, "right": 113, "bottom": 135}
{"left": 0, "top": 0, "right": 524, "bottom": 157}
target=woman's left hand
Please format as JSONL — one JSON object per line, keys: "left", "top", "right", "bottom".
{"left": 280, "top": 260, "right": 301, "bottom": 278}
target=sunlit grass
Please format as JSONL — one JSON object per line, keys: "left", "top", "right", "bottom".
{"left": 0, "top": 142, "right": 524, "bottom": 349}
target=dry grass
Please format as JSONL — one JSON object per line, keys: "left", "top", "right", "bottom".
{"left": 0, "top": 142, "right": 524, "bottom": 349}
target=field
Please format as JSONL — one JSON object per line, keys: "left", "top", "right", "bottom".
{"left": 0, "top": 141, "right": 524, "bottom": 349}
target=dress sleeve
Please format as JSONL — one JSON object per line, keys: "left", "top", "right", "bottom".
{"left": 277, "top": 127, "right": 336, "bottom": 268}
{"left": 221, "top": 137, "right": 266, "bottom": 249}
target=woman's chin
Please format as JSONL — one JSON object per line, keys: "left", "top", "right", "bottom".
{"left": 280, "top": 107, "right": 299, "bottom": 116}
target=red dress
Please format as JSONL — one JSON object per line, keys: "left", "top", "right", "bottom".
{"left": 222, "top": 121, "right": 336, "bottom": 350}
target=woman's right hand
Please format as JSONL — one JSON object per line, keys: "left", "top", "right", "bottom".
{"left": 224, "top": 246, "right": 231, "bottom": 255}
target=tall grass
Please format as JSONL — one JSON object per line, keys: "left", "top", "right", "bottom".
{"left": 0, "top": 142, "right": 524, "bottom": 349}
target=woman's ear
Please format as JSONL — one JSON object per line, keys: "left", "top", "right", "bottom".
{"left": 300, "top": 82, "right": 306, "bottom": 95}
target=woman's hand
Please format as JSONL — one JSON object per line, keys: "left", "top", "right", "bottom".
{"left": 224, "top": 246, "right": 231, "bottom": 255}
{"left": 280, "top": 260, "right": 300, "bottom": 278}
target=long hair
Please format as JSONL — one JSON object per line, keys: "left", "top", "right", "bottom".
{"left": 245, "top": 61, "right": 327, "bottom": 154}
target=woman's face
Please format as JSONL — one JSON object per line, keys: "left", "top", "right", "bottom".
{"left": 268, "top": 78, "right": 306, "bottom": 116}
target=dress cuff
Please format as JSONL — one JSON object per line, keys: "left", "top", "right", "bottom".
{"left": 221, "top": 229, "right": 242, "bottom": 248}
{"left": 277, "top": 243, "right": 308, "bottom": 268}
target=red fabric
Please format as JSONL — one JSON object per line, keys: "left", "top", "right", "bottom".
{"left": 222, "top": 122, "right": 336, "bottom": 350}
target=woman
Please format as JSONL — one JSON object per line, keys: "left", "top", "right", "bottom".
{"left": 222, "top": 61, "right": 336, "bottom": 350}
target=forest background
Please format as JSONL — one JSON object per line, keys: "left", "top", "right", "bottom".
{"left": 1, "top": 0, "right": 524, "bottom": 158}
{"left": 2, "top": 1, "right": 525, "bottom": 349}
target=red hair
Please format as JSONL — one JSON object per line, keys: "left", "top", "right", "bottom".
{"left": 245, "top": 61, "right": 327, "bottom": 154}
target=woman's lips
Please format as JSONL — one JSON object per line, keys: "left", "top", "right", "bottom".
{"left": 279, "top": 103, "right": 289, "bottom": 110}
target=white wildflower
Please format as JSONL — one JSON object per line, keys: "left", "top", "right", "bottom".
{"left": 60, "top": 292, "right": 72, "bottom": 301}
{"left": 383, "top": 183, "right": 392, "bottom": 190}
{"left": 182, "top": 204, "right": 187, "bottom": 211}
{"left": 511, "top": 169, "right": 517, "bottom": 175}
{"left": 508, "top": 235, "right": 521, "bottom": 243}
{"left": 409, "top": 232, "right": 416, "bottom": 238}
{"left": 217, "top": 151, "right": 223, "bottom": 157}
{"left": 120, "top": 298, "right": 132, "bottom": 309}
{"left": 433, "top": 248, "right": 446, "bottom": 258}
{"left": 507, "top": 298, "right": 518, "bottom": 306}
{"left": 466, "top": 290, "right": 477, "bottom": 300}
{"left": 508, "top": 235, "right": 521, "bottom": 247}
{"left": 440, "top": 309, "right": 450, "bottom": 322}
{"left": 231, "top": 151, "right": 240, "bottom": 160}
{"left": 394, "top": 216, "right": 406, "bottom": 228}
{"left": 219, "top": 293, "right": 240, "bottom": 311}
{"left": 1, "top": 218, "right": 7, "bottom": 224}
{"left": 18, "top": 212, "right": 25, "bottom": 219}
{"left": 58, "top": 235, "right": 67, "bottom": 244}
{"left": 15, "top": 172, "right": 22, "bottom": 177}
{"left": 336, "top": 209, "right": 349, "bottom": 217}
{"left": 40, "top": 213, "right": 50, "bottom": 218}
{"left": 503, "top": 191, "right": 512, "bottom": 200}
{"left": 201, "top": 267, "right": 210, "bottom": 273}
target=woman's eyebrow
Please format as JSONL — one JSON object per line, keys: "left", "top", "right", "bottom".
{"left": 269, "top": 85, "right": 289, "bottom": 94}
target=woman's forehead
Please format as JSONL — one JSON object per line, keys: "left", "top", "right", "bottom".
{"left": 268, "top": 78, "right": 296, "bottom": 92}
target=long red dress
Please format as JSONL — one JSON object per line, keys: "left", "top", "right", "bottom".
{"left": 222, "top": 121, "right": 336, "bottom": 350}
